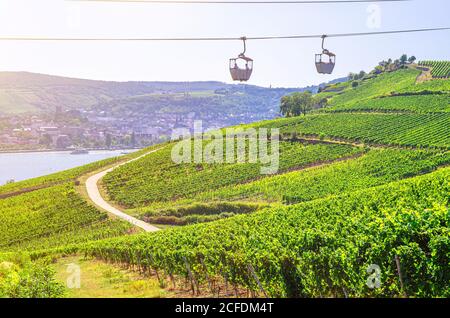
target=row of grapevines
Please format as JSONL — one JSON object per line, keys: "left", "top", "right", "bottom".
{"left": 326, "top": 94, "right": 450, "bottom": 113}
{"left": 0, "top": 183, "right": 134, "bottom": 252}
{"left": 196, "top": 148, "right": 450, "bottom": 203}
{"left": 419, "top": 61, "right": 450, "bottom": 78}
{"left": 102, "top": 141, "right": 362, "bottom": 207}
{"left": 326, "top": 69, "right": 420, "bottom": 106}
{"left": 397, "top": 77, "right": 450, "bottom": 94}
{"left": 137, "top": 201, "right": 271, "bottom": 226}
{"left": 278, "top": 113, "right": 450, "bottom": 149}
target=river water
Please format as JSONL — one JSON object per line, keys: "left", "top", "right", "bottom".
{"left": 0, "top": 150, "right": 133, "bottom": 185}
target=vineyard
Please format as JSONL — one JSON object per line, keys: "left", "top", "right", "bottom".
{"left": 327, "top": 94, "right": 450, "bottom": 113}
{"left": 0, "top": 183, "right": 133, "bottom": 252}
{"left": 323, "top": 69, "right": 420, "bottom": 107}
{"left": 419, "top": 61, "right": 450, "bottom": 78}
{"left": 103, "top": 141, "right": 362, "bottom": 207}
{"left": 277, "top": 113, "right": 450, "bottom": 149}
{"left": 36, "top": 167, "right": 450, "bottom": 297}
{"left": 139, "top": 201, "right": 271, "bottom": 226}
{"left": 1, "top": 65, "right": 449, "bottom": 298}
{"left": 196, "top": 149, "right": 450, "bottom": 204}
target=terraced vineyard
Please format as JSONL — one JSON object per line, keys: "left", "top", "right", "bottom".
{"left": 103, "top": 141, "right": 362, "bottom": 207}
{"left": 420, "top": 61, "right": 450, "bottom": 78}
{"left": 196, "top": 148, "right": 450, "bottom": 204}
{"left": 278, "top": 113, "right": 450, "bottom": 149}
{"left": 45, "top": 167, "right": 449, "bottom": 297}
{"left": 0, "top": 183, "right": 133, "bottom": 252}
{"left": 327, "top": 94, "right": 450, "bottom": 113}
{"left": 323, "top": 69, "right": 419, "bottom": 106}
{"left": 0, "top": 150, "right": 148, "bottom": 252}
{"left": 1, "top": 65, "right": 449, "bottom": 298}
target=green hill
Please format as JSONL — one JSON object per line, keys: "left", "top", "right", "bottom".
{"left": 0, "top": 65, "right": 449, "bottom": 298}
{"left": 0, "top": 71, "right": 314, "bottom": 116}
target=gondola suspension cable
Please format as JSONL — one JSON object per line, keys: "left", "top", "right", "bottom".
{"left": 1, "top": 26, "right": 448, "bottom": 80}
{"left": 0, "top": 27, "right": 448, "bottom": 41}
{"left": 69, "top": 0, "right": 411, "bottom": 4}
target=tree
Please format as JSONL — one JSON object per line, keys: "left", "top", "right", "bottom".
{"left": 131, "top": 132, "right": 137, "bottom": 147}
{"left": 280, "top": 95, "right": 294, "bottom": 117}
{"left": 374, "top": 65, "right": 384, "bottom": 74}
{"left": 313, "top": 96, "right": 328, "bottom": 109}
{"left": 400, "top": 54, "right": 408, "bottom": 65}
{"left": 352, "top": 81, "right": 359, "bottom": 88}
{"left": 105, "top": 133, "right": 112, "bottom": 149}
{"left": 280, "top": 91, "right": 314, "bottom": 117}
{"left": 348, "top": 72, "right": 357, "bottom": 81}
{"left": 39, "top": 134, "right": 53, "bottom": 147}
{"left": 408, "top": 56, "right": 417, "bottom": 64}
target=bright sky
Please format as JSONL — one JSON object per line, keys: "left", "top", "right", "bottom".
{"left": 0, "top": 0, "right": 448, "bottom": 87}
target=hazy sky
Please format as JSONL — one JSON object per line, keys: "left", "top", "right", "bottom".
{"left": 0, "top": 0, "right": 448, "bottom": 87}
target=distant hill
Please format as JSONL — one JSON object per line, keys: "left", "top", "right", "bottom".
{"left": 0, "top": 72, "right": 346, "bottom": 116}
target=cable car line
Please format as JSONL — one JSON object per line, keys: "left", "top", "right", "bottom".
{"left": 0, "top": 27, "right": 448, "bottom": 41}
{"left": 1, "top": 27, "right": 448, "bottom": 81}
{"left": 69, "top": 0, "right": 411, "bottom": 4}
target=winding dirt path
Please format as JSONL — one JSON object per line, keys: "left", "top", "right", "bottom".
{"left": 85, "top": 149, "right": 162, "bottom": 232}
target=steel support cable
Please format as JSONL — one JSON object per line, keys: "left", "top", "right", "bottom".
{"left": 0, "top": 27, "right": 448, "bottom": 41}
{"left": 69, "top": 0, "right": 411, "bottom": 4}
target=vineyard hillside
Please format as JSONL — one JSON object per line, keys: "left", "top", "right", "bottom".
{"left": 419, "top": 61, "right": 450, "bottom": 78}
{"left": 0, "top": 65, "right": 449, "bottom": 298}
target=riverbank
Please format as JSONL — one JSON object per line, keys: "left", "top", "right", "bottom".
{"left": 0, "top": 149, "right": 140, "bottom": 185}
{"left": 0, "top": 147, "right": 142, "bottom": 154}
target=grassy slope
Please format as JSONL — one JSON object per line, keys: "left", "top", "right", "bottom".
{"left": 325, "top": 68, "right": 420, "bottom": 106}
{"left": 53, "top": 256, "right": 168, "bottom": 298}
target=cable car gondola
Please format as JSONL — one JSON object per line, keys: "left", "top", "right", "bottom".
{"left": 229, "top": 37, "right": 253, "bottom": 82}
{"left": 315, "top": 35, "right": 336, "bottom": 74}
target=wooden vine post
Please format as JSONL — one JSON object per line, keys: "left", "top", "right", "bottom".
{"left": 199, "top": 254, "right": 215, "bottom": 296}
{"left": 247, "top": 264, "right": 268, "bottom": 298}
{"left": 183, "top": 256, "right": 200, "bottom": 295}
{"left": 395, "top": 255, "right": 408, "bottom": 298}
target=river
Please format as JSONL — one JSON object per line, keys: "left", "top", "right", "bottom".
{"left": 0, "top": 150, "right": 135, "bottom": 185}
